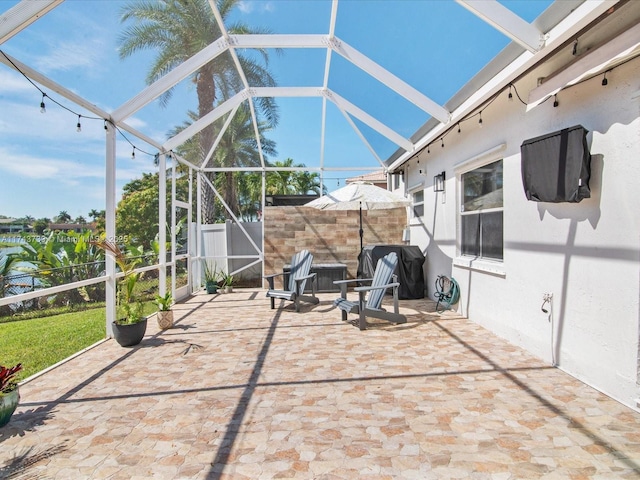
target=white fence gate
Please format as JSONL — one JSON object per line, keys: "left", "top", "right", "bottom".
{"left": 194, "top": 221, "right": 262, "bottom": 290}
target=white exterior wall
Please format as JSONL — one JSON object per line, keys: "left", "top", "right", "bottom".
{"left": 403, "top": 58, "right": 640, "bottom": 410}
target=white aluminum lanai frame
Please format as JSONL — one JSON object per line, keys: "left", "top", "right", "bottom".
{"left": 0, "top": 0, "right": 608, "bottom": 335}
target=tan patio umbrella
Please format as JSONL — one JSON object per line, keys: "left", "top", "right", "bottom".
{"left": 305, "top": 181, "right": 411, "bottom": 259}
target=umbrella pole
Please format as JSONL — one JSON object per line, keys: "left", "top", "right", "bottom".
{"left": 357, "top": 201, "right": 364, "bottom": 278}
{"left": 359, "top": 202, "right": 363, "bottom": 255}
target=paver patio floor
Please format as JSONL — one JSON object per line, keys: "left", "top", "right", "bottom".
{"left": 2, "top": 289, "right": 640, "bottom": 479}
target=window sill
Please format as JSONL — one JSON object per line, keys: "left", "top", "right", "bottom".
{"left": 453, "top": 257, "right": 506, "bottom": 277}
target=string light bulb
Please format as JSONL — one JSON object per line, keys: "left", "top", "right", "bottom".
{"left": 40, "top": 93, "right": 46, "bottom": 113}
{"left": 457, "top": 123, "right": 461, "bottom": 134}
{"left": 76, "top": 115, "right": 82, "bottom": 133}
{"left": 553, "top": 95, "right": 559, "bottom": 108}
{"left": 478, "top": 111, "right": 483, "bottom": 128}
{"left": 441, "top": 138, "right": 444, "bottom": 148}
{"left": 508, "top": 85, "right": 513, "bottom": 101}
{"left": 427, "top": 145, "right": 430, "bottom": 154}
{"left": 601, "top": 72, "right": 608, "bottom": 86}
{"left": 131, "top": 147, "right": 136, "bottom": 160}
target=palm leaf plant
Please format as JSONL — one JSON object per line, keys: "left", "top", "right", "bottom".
{"left": 221, "top": 271, "right": 233, "bottom": 287}
{"left": 5, "top": 231, "right": 105, "bottom": 309}
{"left": 154, "top": 291, "right": 174, "bottom": 330}
{"left": 90, "top": 238, "right": 144, "bottom": 324}
{"left": 203, "top": 261, "right": 219, "bottom": 293}
{"left": 154, "top": 291, "right": 173, "bottom": 311}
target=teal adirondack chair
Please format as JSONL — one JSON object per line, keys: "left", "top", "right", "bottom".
{"left": 265, "top": 250, "right": 319, "bottom": 312}
{"left": 334, "top": 251, "right": 407, "bottom": 330}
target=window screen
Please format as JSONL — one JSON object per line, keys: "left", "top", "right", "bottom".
{"left": 460, "top": 159, "right": 503, "bottom": 261}
{"left": 412, "top": 189, "right": 424, "bottom": 217}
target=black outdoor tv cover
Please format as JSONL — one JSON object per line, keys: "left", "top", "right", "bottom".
{"left": 520, "top": 125, "right": 591, "bottom": 203}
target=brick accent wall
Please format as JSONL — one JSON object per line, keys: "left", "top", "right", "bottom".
{"left": 263, "top": 206, "right": 406, "bottom": 283}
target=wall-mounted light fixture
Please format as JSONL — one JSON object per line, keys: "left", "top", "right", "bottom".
{"left": 418, "top": 159, "right": 427, "bottom": 176}
{"left": 434, "top": 171, "right": 446, "bottom": 192}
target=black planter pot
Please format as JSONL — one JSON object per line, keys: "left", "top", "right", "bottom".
{"left": 112, "top": 318, "right": 148, "bottom": 347}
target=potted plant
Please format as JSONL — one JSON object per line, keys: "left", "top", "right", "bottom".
{"left": 203, "top": 261, "right": 219, "bottom": 294}
{"left": 0, "top": 363, "right": 22, "bottom": 428}
{"left": 221, "top": 271, "right": 234, "bottom": 293}
{"left": 154, "top": 291, "right": 173, "bottom": 330}
{"left": 91, "top": 238, "right": 147, "bottom": 347}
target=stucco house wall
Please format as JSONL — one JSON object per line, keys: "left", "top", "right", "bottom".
{"left": 400, "top": 55, "right": 640, "bottom": 410}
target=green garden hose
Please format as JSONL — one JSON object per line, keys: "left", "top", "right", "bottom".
{"left": 434, "top": 275, "right": 460, "bottom": 313}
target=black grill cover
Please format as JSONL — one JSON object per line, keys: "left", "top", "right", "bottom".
{"left": 521, "top": 125, "right": 591, "bottom": 203}
{"left": 359, "top": 245, "right": 425, "bottom": 299}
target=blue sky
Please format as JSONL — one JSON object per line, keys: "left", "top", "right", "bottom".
{"left": 0, "top": 0, "right": 551, "bottom": 220}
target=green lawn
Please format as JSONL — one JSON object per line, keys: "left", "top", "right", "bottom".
{"left": 0, "top": 302, "right": 157, "bottom": 382}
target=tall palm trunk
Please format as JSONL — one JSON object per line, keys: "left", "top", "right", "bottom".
{"left": 225, "top": 171, "right": 239, "bottom": 215}
{"left": 197, "top": 65, "right": 218, "bottom": 224}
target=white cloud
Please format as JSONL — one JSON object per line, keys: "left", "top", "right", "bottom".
{"left": 0, "top": 146, "right": 104, "bottom": 183}
{"left": 237, "top": 1, "right": 254, "bottom": 13}
{"left": 35, "top": 39, "right": 104, "bottom": 75}
{"left": 0, "top": 70, "right": 34, "bottom": 95}
{"left": 0, "top": 97, "right": 106, "bottom": 148}
{"left": 0, "top": 145, "right": 152, "bottom": 203}
{"left": 14, "top": 4, "right": 114, "bottom": 77}
{"left": 0, "top": 94, "right": 161, "bottom": 183}
{"left": 237, "top": 1, "right": 275, "bottom": 14}
{"left": 121, "top": 115, "right": 152, "bottom": 133}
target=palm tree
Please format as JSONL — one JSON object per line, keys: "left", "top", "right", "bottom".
{"left": 266, "top": 158, "right": 323, "bottom": 196}
{"left": 169, "top": 105, "right": 276, "bottom": 222}
{"left": 236, "top": 172, "right": 263, "bottom": 221}
{"left": 294, "top": 170, "right": 324, "bottom": 196}
{"left": 118, "top": 0, "right": 279, "bottom": 223}
{"left": 212, "top": 104, "right": 276, "bottom": 217}
{"left": 33, "top": 218, "right": 50, "bottom": 234}
{"left": 56, "top": 211, "right": 71, "bottom": 223}
{"left": 88, "top": 209, "right": 103, "bottom": 221}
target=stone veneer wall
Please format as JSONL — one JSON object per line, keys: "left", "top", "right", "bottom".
{"left": 263, "top": 206, "right": 406, "bottom": 284}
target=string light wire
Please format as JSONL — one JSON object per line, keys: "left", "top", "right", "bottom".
{"left": 1, "top": 49, "right": 158, "bottom": 160}
{"left": 3, "top": 47, "right": 639, "bottom": 167}
{"left": 412, "top": 51, "right": 640, "bottom": 158}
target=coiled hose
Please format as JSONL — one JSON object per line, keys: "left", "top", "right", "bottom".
{"left": 434, "top": 275, "right": 460, "bottom": 313}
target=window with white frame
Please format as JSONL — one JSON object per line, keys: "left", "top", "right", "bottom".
{"left": 411, "top": 187, "right": 424, "bottom": 218}
{"left": 460, "top": 159, "right": 503, "bottom": 260}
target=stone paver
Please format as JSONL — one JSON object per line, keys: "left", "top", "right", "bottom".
{"left": 1, "top": 289, "right": 640, "bottom": 479}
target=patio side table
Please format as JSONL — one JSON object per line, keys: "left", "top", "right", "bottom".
{"left": 283, "top": 263, "right": 347, "bottom": 293}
